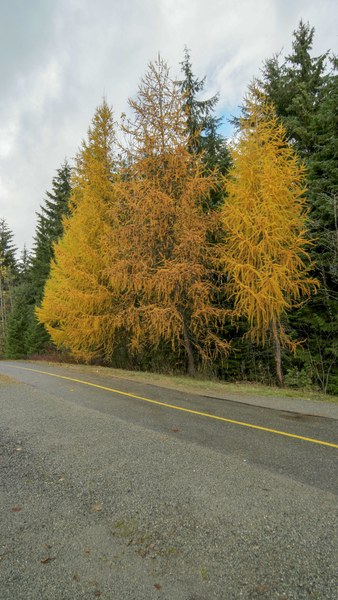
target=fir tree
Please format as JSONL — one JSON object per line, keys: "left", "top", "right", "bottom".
{"left": 4, "top": 283, "right": 35, "bottom": 358}
{"left": 260, "top": 21, "right": 328, "bottom": 157}
{"left": 295, "top": 56, "right": 338, "bottom": 392}
{"left": 179, "top": 48, "right": 231, "bottom": 208}
{"left": 31, "top": 161, "right": 71, "bottom": 299}
{"left": 0, "top": 218, "right": 17, "bottom": 272}
{"left": 0, "top": 219, "right": 17, "bottom": 354}
{"left": 4, "top": 163, "right": 71, "bottom": 358}
{"left": 259, "top": 21, "right": 338, "bottom": 392}
{"left": 17, "top": 245, "right": 31, "bottom": 282}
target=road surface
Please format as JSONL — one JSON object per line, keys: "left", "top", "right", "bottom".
{"left": 0, "top": 361, "right": 337, "bottom": 599}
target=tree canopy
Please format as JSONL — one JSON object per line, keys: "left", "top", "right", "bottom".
{"left": 4, "top": 28, "right": 337, "bottom": 392}
{"left": 221, "top": 88, "right": 317, "bottom": 384}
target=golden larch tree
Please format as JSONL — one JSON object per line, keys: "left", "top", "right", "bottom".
{"left": 221, "top": 88, "right": 317, "bottom": 385}
{"left": 108, "top": 56, "right": 229, "bottom": 375}
{"left": 37, "top": 101, "right": 120, "bottom": 362}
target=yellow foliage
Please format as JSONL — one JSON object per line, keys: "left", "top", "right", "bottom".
{"left": 106, "top": 57, "right": 229, "bottom": 373}
{"left": 37, "top": 66, "right": 230, "bottom": 373}
{"left": 221, "top": 88, "right": 318, "bottom": 351}
{"left": 37, "top": 101, "right": 120, "bottom": 362}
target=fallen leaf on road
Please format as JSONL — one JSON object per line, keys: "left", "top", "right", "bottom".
{"left": 11, "top": 507, "right": 22, "bottom": 512}
{"left": 90, "top": 502, "right": 103, "bottom": 512}
{"left": 255, "top": 583, "right": 269, "bottom": 593}
{"left": 40, "top": 557, "right": 55, "bottom": 564}
{"left": 171, "top": 427, "right": 179, "bottom": 433}
{"left": 154, "top": 583, "right": 162, "bottom": 590}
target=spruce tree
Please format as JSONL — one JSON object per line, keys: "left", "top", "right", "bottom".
{"left": 260, "top": 21, "right": 328, "bottom": 157}
{"left": 0, "top": 219, "right": 17, "bottom": 354}
{"left": 17, "top": 246, "right": 31, "bottom": 282}
{"left": 295, "top": 57, "right": 338, "bottom": 392}
{"left": 0, "top": 218, "right": 17, "bottom": 273}
{"left": 31, "top": 161, "right": 71, "bottom": 299}
{"left": 4, "top": 163, "right": 71, "bottom": 358}
{"left": 28, "top": 161, "right": 72, "bottom": 353}
{"left": 179, "top": 48, "right": 231, "bottom": 208}
{"left": 179, "top": 49, "right": 232, "bottom": 374}
{"left": 259, "top": 21, "right": 338, "bottom": 392}
{"left": 4, "top": 283, "right": 35, "bottom": 358}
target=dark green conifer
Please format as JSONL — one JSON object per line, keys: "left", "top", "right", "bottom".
{"left": 0, "top": 218, "right": 17, "bottom": 273}
{"left": 0, "top": 219, "right": 17, "bottom": 354}
{"left": 179, "top": 48, "right": 231, "bottom": 208}
{"left": 261, "top": 21, "right": 328, "bottom": 157}
{"left": 259, "top": 21, "right": 338, "bottom": 392}
{"left": 4, "top": 283, "right": 34, "bottom": 358}
{"left": 31, "top": 161, "right": 71, "bottom": 300}
{"left": 5, "top": 162, "right": 71, "bottom": 358}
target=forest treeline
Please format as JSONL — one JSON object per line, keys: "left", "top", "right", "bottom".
{"left": 1, "top": 22, "right": 337, "bottom": 393}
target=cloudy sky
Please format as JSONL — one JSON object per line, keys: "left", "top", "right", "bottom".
{"left": 1, "top": 0, "right": 337, "bottom": 254}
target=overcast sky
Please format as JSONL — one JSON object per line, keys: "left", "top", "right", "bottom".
{"left": 1, "top": 0, "right": 337, "bottom": 254}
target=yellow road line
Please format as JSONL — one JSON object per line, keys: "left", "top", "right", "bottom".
{"left": 5, "top": 364, "right": 338, "bottom": 449}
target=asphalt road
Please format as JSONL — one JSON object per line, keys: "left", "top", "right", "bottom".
{"left": 0, "top": 361, "right": 337, "bottom": 599}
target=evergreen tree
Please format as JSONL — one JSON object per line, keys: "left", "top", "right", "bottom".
{"left": 308, "top": 56, "right": 338, "bottom": 280}
{"left": 28, "top": 161, "right": 71, "bottom": 353}
{"left": 4, "top": 163, "right": 71, "bottom": 358}
{"left": 0, "top": 218, "right": 17, "bottom": 272}
{"left": 295, "top": 56, "right": 338, "bottom": 392}
{"left": 0, "top": 219, "right": 17, "bottom": 354}
{"left": 24, "top": 304, "right": 51, "bottom": 356}
{"left": 179, "top": 48, "right": 231, "bottom": 208}
{"left": 259, "top": 21, "right": 338, "bottom": 392}
{"left": 260, "top": 21, "right": 328, "bottom": 157}
{"left": 4, "top": 283, "right": 35, "bottom": 358}
{"left": 17, "top": 245, "right": 31, "bottom": 282}
{"left": 31, "top": 161, "right": 71, "bottom": 299}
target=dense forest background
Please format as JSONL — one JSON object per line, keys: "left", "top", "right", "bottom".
{"left": 1, "top": 22, "right": 337, "bottom": 393}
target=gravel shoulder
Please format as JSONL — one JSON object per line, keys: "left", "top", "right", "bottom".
{"left": 0, "top": 369, "right": 337, "bottom": 599}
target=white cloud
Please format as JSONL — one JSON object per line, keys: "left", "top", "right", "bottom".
{"left": 0, "top": 117, "right": 20, "bottom": 159}
{"left": 0, "top": 0, "right": 337, "bottom": 252}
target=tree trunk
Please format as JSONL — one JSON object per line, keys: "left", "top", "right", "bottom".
{"left": 180, "top": 309, "right": 195, "bottom": 377}
{"left": 271, "top": 319, "right": 283, "bottom": 386}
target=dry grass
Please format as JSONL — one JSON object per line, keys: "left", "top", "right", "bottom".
{"left": 0, "top": 373, "right": 17, "bottom": 384}
{"left": 26, "top": 359, "right": 338, "bottom": 405}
